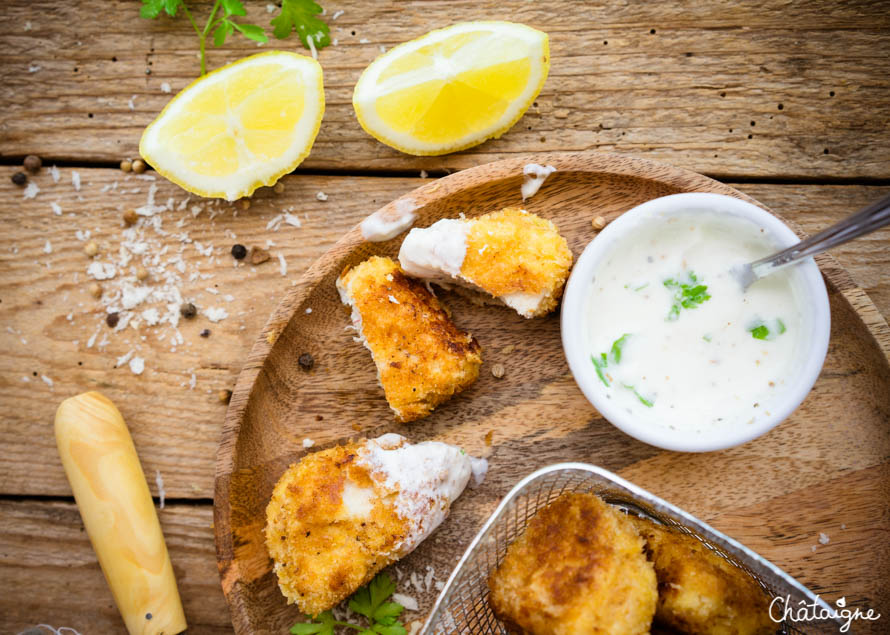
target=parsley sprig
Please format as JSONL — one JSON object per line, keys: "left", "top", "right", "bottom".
{"left": 140, "top": 0, "right": 330, "bottom": 76}
{"left": 663, "top": 271, "right": 711, "bottom": 321}
{"left": 291, "top": 573, "right": 407, "bottom": 635}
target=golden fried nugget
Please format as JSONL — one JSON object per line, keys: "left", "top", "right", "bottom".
{"left": 399, "top": 207, "right": 573, "bottom": 318}
{"left": 628, "top": 516, "right": 775, "bottom": 635}
{"left": 488, "top": 492, "right": 657, "bottom": 635}
{"left": 265, "top": 433, "right": 475, "bottom": 616}
{"left": 337, "top": 256, "right": 482, "bottom": 422}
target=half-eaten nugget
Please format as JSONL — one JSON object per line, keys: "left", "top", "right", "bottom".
{"left": 488, "top": 492, "right": 657, "bottom": 635}
{"left": 337, "top": 256, "right": 482, "bottom": 422}
{"left": 399, "top": 208, "right": 573, "bottom": 318}
{"left": 628, "top": 516, "right": 775, "bottom": 635}
{"left": 265, "top": 433, "right": 483, "bottom": 616}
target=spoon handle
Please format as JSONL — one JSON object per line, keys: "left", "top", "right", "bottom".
{"left": 750, "top": 192, "right": 890, "bottom": 279}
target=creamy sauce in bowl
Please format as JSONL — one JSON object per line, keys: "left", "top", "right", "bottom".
{"left": 585, "top": 211, "right": 806, "bottom": 433}
{"left": 562, "top": 193, "right": 831, "bottom": 451}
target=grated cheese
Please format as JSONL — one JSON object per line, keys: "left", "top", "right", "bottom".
{"left": 278, "top": 253, "right": 287, "bottom": 276}
{"left": 71, "top": 171, "right": 81, "bottom": 191}
{"left": 128, "top": 357, "right": 145, "bottom": 375}
{"left": 203, "top": 307, "right": 229, "bottom": 322}
{"left": 23, "top": 182, "right": 40, "bottom": 199}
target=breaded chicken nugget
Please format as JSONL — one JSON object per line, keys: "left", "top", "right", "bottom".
{"left": 337, "top": 256, "right": 482, "bottom": 422}
{"left": 628, "top": 516, "right": 775, "bottom": 635}
{"left": 488, "top": 492, "right": 657, "bottom": 635}
{"left": 265, "top": 433, "right": 478, "bottom": 616}
{"left": 398, "top": 208, "right": 573, "bottom": 318}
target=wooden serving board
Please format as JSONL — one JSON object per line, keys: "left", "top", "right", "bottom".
{"left": 214, "top": 153, "right": 890, "bottom": 634}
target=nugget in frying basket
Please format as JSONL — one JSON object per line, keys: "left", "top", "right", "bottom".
{"left": 488, "top": 492, "right": 657, "bottom": 635}
{"left": 628, "top": 516, "right": 775, "bottom": 635}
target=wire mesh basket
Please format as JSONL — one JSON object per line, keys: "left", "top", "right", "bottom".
{"left": 420, "top": 463, "right": 842, "bottom": 634}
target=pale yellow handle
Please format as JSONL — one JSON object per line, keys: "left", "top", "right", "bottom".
{"left": 55, "top": 391, "right": 187, "bottom": 635}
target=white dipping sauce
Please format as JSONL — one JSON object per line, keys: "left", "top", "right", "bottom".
{"left": 584, "top": 210, "right": 807, "bottom": 433}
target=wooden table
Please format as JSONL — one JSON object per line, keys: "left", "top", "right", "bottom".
{"left": 1, "top": 2, "right": 888, "bottom": 633}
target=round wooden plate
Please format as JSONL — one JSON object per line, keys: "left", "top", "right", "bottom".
{"left": 214, "top": 152, "right": 890, "bottom": 634}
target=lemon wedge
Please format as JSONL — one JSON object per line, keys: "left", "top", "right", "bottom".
{"left": 353, "top": 21, "right": 549, "bottom": 156}
{"left": 140, "top": 51, "right": 324, "bottom": 201}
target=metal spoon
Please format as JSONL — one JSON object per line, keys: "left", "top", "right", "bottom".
{"left": 732, "top": 193, "right": 890, "bottom": 290}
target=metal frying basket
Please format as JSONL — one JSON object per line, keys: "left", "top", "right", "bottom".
{"left": 420, "top": 463, "right": 842, "bottom": 634}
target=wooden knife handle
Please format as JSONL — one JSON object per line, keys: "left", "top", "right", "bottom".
{"left": 55, "top": 391, "right": 187, "bottom": 635}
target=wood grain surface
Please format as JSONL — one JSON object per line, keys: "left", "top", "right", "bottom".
{"left": 2, "top": 1, "right": 889, "bottom": 177}
{"left": 214, "top": 153, "right": 890, "bottom": 634}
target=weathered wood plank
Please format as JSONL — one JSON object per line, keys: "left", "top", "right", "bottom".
{"left": 2, "top": 1, "right": 889, "bottom": 177}
{"left": 0, "top": 165, "right": 887, "bottom": 500}
{"left": 0, "top": 500, "right": 231, "bottom": 635}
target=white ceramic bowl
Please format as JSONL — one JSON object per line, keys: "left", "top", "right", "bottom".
{"left": 561, "top": 193, "right": 831, "bottom": 452}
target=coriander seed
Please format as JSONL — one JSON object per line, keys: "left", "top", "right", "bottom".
{"left": 120, "top": 159, "right": 133, "bottom": 173}
{"left": 84, "top": 241, "right": 99, "bottom": 257}
{"left": 273, "top": 181, "right": 285, "bottom": 194}
{"left": 250, "top": 246, "right": 270, "bottom": 265}
{"left": 199, "top": 328, "right": 211, "bottom": 337}
{"left": 592, "top": 216, "right": 607, "bottom": 230}
{"left": 491, "top": 363, "right": 506, "bottom": 379}
{"left": 135, "top": 265, "right": 149, "bottom": 281}
{"left": 180, "top": 302, "right": 197, "bottom": 319}
{"left": 106, "top": 312, "right": 120, "bottom": 328}
{"left": 236, "top": 198, "right": 251, "bottom": 211}
{"left": 131, "top": 159, "right": 147, "bottom": 174}
{"left": 231, "top": 244, "right": 247, "bottom": 260}
{"left": 123, "top": 209, "right": 138, "bottom": 225}
{"left": 218, "top": 389, "right": 233, "bottom": 404}
{"left": 11, "top": 172, "right": 27, "bottom": 186}
{"left": 89, "top": 282, "right": 102, "bottom": 298}
{"left": 298, "top": 353, "right": 314, "bottom": 370}
{"left": 23, "top": 155, "right": 42, "bottom": 173}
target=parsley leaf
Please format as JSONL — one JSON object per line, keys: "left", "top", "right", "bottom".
{"left": 750, "top": 324, "right": 770, "bottom": 340}
{"left": 290, "top": 610, "right": 336, "bottom": 635}
{"left": 140, "top": 0, "right": 184, "bottom": 19}
{"left": 664, "top": 271, "right": 711, "bottom": 321}
{"left": 272, "top": 0, "right": 332, "bottom": 49}
{"left": 373, "top": 601, "right": 405, "bottom": 625}
{"left": 748, "top": 318, "right": 787, "bottom": 341}
{"left": 291, "top": 573, "right": 407, "bottom": 634}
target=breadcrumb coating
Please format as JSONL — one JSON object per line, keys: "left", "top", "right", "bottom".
{"left": 488, "top": 492, "right": 657, "bottom": 635}
{"left": 462, "top": 208, "right": 573, "bottom": 317}
{"left": 628, "top": 516, "right": 775, "bottom": 635}
{"left": 337, "top": 256, "right": 482, "bottom": 422}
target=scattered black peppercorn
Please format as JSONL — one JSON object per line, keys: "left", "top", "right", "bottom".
{"left": 23, "top": 155, "right": 42, "bottom": 173}
{"left": 106, "top": 312, "right": 120, "bottom": 328}
{"left": 180, "top": 302, "right": 197, "bottom": 319}
{"left": 145, "top": 613, "right": 152, "bottom": 620}
{"left": 200, "top": 328, "right": 211, "bottom": 337}
{"left": 11, "top": 172, "right": 27, "bottom": 186}
{"left": 231, "top": 244, "right": 247, "bottom": 260}
{"left": 298, "top": 353, "right": 314, "bottom": 370}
